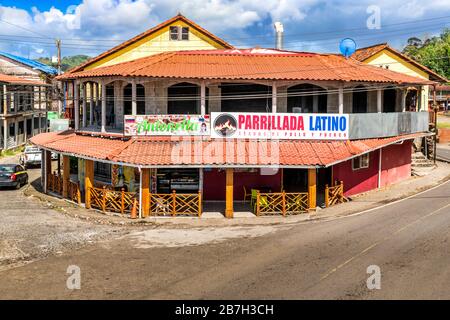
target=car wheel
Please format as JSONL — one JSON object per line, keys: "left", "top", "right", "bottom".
{"left": 15, "top": 182, "right": 21, "bottom": 190}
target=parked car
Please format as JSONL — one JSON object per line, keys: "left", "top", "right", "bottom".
{"left": 0, "top": 164, "right": 28, "bottom": 189}
{"left": 19, "top": 146, "right": 57, "bottom": 168}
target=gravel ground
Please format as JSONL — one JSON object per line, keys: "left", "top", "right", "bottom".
{"left": 0, "top": 156, "right": 125, "bottom": 270}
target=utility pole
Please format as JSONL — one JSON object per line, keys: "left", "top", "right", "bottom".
{"left": 55, "top": 39, "right": 63, "bottom": 116}
{"left": 56, "top": 39, "right": 62, "bottom": 75}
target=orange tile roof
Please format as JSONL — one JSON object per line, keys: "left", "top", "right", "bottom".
{"left": 353, "top": 43, "right": 448, "bottom": 82}
{"left": 67, "top": 14, "right": 233, "bottom": 74}
{"left": 30, "top": 131, "right": 429, "bottom": 168}
{"left": 0, "top": 73, "right": 46, "bottom": 86}
{"left": 57, "top": 49, "right": 434, "bottom": 85}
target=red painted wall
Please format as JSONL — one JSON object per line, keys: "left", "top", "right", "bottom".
{"left": 203, "top": 169, "right": 282, "bottom": 200}
{"left": 333, "top": 141, "right": 412, "bottom": 197}
{"left": 332, "top": 150, "right": 380, "bottom": 196}
{"left": 380, "top": 141, "right": 412, "bottom": 187}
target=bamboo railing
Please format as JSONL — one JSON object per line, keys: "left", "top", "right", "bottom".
{"left": 46, "top": 172, "right": 81, "bottom": 204}
{"left": 325, "top": 181, "right": 345, "bottom": 207}
{"left": 150, "top": 191, "right": 202, "bottom": 217}
{"left": 68, "top": 180, "right": 82, "bottom": 204}
{"left": 47, "top": 172, "right": 63, "bottom": 195}
{"left": 255, "top": 191, "right": 309, "bottom": 216}
{"left": 88, "top": 186, "right": 138, "bottom": 214}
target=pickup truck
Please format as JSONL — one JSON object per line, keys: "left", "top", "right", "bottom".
{"left": 20, "top": 146, "right": 42, "bottom": 168}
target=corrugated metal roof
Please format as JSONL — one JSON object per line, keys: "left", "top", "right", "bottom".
{"left": 30, "top": 131, "right": 429, "bottom": 168}
{"left": 56, "top": 49, "right": 435, "bottom": 85}
{"left": 0, "top": 51, "right": 58, "bottom": 75}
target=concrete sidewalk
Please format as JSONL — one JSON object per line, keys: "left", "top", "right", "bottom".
{"left": 23, "top": 160, "right": 450, "bottom": 228}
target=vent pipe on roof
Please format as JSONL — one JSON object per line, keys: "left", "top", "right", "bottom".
{"left": 274, "top": 22, "right": 284, "bottom": 50}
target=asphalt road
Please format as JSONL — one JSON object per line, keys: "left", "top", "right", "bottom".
{"left": 437, "top": 147, "right": 450, "bottom": 162}
{"left": 0, "top": 173, "right": 449, "bottom": 299}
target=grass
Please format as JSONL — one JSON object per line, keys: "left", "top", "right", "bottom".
{"left": 0, "top": 146, "right": 24, "bottom": 159}
{"left": 437, "top": 122, "right": 450, "bottom": 129}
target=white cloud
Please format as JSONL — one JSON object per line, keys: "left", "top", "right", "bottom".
{"left": 0, "top": 0, "right": 448, "bottom": 58}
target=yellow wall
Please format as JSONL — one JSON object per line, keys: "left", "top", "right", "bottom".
{"left": 364, "top": 50, "right": 430, "bottom": 111}
{"left": 85, "top": 20, "right": 225, "bottom": 70}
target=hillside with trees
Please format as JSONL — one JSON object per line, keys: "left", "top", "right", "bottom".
{"left": 402, "top": 28, "right": 450, "bottom": 79}
{"left": 35, "top": 55, "right": 91, "bottom": 72}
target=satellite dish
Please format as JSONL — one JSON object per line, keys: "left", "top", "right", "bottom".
{"left": 339, "top": 38, "right": 356, "bottom": 58}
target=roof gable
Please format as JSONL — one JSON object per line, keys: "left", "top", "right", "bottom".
{"left": 354, "top": 43, "right": 447, "bottom": 82}
{"left": 68, "top": 14, "right": 233, "bottom": 74}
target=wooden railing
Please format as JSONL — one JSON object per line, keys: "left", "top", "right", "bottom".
{"left": 255, "top": 191, "right": 309, "bottom": 216}
{"left": 47, "top": 172, "right": 62, "bottom": 195}
{"left": 150, "top": 191, "right": 202, "bottom": 217}
{"left": 68, "top": 180, "right": 81, "bottom": 204}
{"left": 46, "top": 172, "right": 81, "bottom": 204}
{"left": 88, "top": 186, "right": 138, "bottom": 214}
{"left": 325, "top": 181, "right": 345, "bottom": 207}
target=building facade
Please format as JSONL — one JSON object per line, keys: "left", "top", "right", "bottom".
{"left": 1, "top": 74, "right": 50, "bottom": 151}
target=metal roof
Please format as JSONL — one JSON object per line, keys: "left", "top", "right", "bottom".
{"left": 0, "top": 51, "right": 58, "bottom": 75}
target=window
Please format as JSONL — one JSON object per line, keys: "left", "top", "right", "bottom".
{"left": 352, "top": 154, "right": 370, "bottom": 170}
{"left": 169, "top": 26, "right": 189, "bottom": 41}
{"left": 94, "top": 161, "right": 111, "bottom": 181}
{"left": 170, "top": 26, "right": 179, "bottom": 40}
{"left": 181, "top": 27, "right": 189, "bottom": 40}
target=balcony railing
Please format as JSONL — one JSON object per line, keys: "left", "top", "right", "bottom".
{"left": 75, "top": 111, "right": 430, "bottom": 140}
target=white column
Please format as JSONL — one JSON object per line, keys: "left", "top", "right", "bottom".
{"left": 131, "top": 80, "right": 137, "bottom": 115}
{"left": 82, "top": 82, "right": 87, "bottom": 128}
{"left": 3, "top": 119, "right": 7, "bottom": 150}
{"left": 401, "top": 90, "right": 406, "bottom": 112}
{"left": 74, "top": 81, "right": 80, "bottom": 130}
{"left": 377, "top": 87, "right": 382, "bottom": 113}
{"left": 101, "top": 82, "right": 106, "bottom": 133}
{"left": 14, "top": 118, "right": 18, "bottom": 146}
{"left": 200, "top": 81, "right": 206, "bottom": 115}
{"left": 338, "top": 85, "right": 344, "bottom": 114}
{"left": 313, "top": 88, "right": 319, "bottom": 113}
{"left": 272, "top": 82, "right": 277, "bottom": 113}
{"left": 24, "top": 117, "right": 27, "bottom": 142}
{"left": 38, "top": 115, "right": 41, "bottom": 133}
{"left": 38, "top": 86, "right": 41, "bottom": 111}
{"left": 89, "top": 82, "right": 94, "bottom": 125}
{"left": 31, "top": 114, "right": 35, "bottom": 136}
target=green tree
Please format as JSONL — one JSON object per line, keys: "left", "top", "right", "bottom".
{"left": 35, "top": 55, "right": 91, "bottom": 72}
{"left": 402, "top": 29, "right": 450, "bottom": 79}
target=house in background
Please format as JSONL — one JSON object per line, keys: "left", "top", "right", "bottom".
{"left": 1, "top": 73, "right": 49, "bottom": 151}
{"left": 430, "top": 84, "right": 450, "bottom": 111}
{"left": 353, "top": 43, "right": 448, "bottom": 112}
{"left": 0, "top": 51, "right": 57, "bottom": 84}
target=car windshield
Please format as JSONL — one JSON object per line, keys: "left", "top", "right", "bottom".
{"left": 0, "top": 166, "right": 14, "bottom": 173}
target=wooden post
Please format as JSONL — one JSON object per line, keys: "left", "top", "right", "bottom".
{"left": 84, "top": 159, "right": 94, "bottom": 209}
{"left": 102, "top": 186, "right": 107, "bottom": 212}
{"left": 308, "top": 168, "right": 317, "bottom": 211}
{"left": 141, "top": 168, "right": 150, "bottom": 217}
{"left": 121, "top": 188, "right": 125, "bottom": 214}
{"left": 62, "top": 155, "right": 70, "bottom": 198}
{"left": 256, "top": 191, "right": 260, "bottom": 216}
{"left": 282, "top": 191, "right": 286, "bottom": 217}
{"left": 172, "top": 190, "right": 176, "bottom": 217}
{"left": 325, "top": 184, "right": 329, "bottom": 208}
{"left": 225, "top": 168, "right": 234, "bottom": 218}
{"left": 198, "top": 191, "right": 202, "bottom": 217}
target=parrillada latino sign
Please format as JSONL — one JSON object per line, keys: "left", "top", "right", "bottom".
{"left": 124, "top": 115, "right": 210, "bottom": 136}
{"left": 210, "top": 112, "right": 349, "bottom": 140}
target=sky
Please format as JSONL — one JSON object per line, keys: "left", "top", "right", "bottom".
{"left": 0, "top": 0, "right": 449, "bottom": 59}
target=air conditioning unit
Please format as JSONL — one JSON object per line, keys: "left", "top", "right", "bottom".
{"left": 292, "top": 107, "right": 302, "bottom": 113}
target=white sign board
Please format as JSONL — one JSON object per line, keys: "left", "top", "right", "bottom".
{"left": 210, "top": 112, "right": 349, "bottom": 140}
